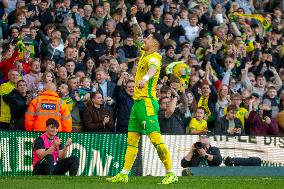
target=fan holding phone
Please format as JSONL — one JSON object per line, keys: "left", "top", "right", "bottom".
{"left": 247, "top": 103, "right": 279, "bottom": 135}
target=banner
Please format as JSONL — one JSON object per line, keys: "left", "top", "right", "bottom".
{"left": 142, "top": 135, "right": 284, "bottom": 176}
{"left": 0, "top": 132, "right": 133, "bottom": 176}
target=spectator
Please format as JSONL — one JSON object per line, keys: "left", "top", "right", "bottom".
{"left": 0, "top": 70, "right": 19, "bottom": 130}
{"left": 183, "top": 90, "right": 197, "bottom": 126}
{"left": 216, "top": 84, "right": 230, "bottom": 118}
{"left": 195, "top": 83, "right": 217, "bottom": 130}
{"left": 187, "top": 107, "right": 208, "bottom": 134}
{"left": 56, "top": 66, "right": 68, "bottom": 86}
{"left": 247, "top": 103, "right": 280, "bottom": 135}
{"left": 37, "top": 71, "right": 56, "bottom": 93}
{"left": 83, "top": 91, "right": 114, "bottom": 132}
{"left": 57, "top": 83, "right": 81, "bottom": 132}
{"left": 158, "top": 89, "right": 186, "bottom": 134}
{"left": 158, "top": 13, "right": 185, "bottom": 45}
{"left": 83, "top": 58, "right": 96, "bottom": 80}
{"left": 85, "top": 28, "right": 107, "bottom": 64}
{"left": 65, "top": 59, "right": 76, "bottom": 77}
{"left": 36, "top": 0, "right": 52, "bottom": 31}
{"left": 114, "top": 76, "right": 134, "bottom": 133}
{"left": 43, "top": 30, "right": 65, "bottom": 66}
{"left": 117, "top": 36, "right": 138, "bottom": 69}
{"left": 95, "top": 67, "right": 116, "bottom": 119}
{"left": 77, "top": 76, "right": 92, "bottom": 100}
{"left": 33, "top": 118, "right": 79, "bottom": 175}
{"left": 2, "top": 80, "right": 31, "bottom": 130}
{"left": 214, "top": 104, "right": 243, "bottom": 135}
{"left": 58, "top": 17, "right": 75, "bottom": 42}
{"left": 181, "top": 136, "right": 222, "bottom": 168}
{"left": 262, "top": 86, "right": 280, "bottom": 118}
{"left": 23, "top": 59, "right": 42, "bottom": 95}
{"left": 279, "top": 88, "right": 284, "bottom": 112}
{"left": 25, "top": 82, "right": 72, "bottom": 132}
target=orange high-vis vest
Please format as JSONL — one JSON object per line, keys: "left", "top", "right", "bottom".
{"left": 25, "top": 91, "right": 72, "bottom": 132}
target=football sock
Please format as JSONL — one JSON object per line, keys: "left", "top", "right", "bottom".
{"left": 122, "top": 132, "right": 141, "bottom": 173}
{"left": 148, "top": 132, "right": 172, "bottom": 172}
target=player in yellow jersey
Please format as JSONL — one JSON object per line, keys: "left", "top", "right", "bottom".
{"left": 106, "top": 6, "right": 178, "bottom": 185}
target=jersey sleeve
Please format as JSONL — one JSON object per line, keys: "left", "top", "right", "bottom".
{"left": 148, "top": 57, "right": 159, "bottom": 67}
{"left": 34, "top": 137, "right": 45, "bottom": 150}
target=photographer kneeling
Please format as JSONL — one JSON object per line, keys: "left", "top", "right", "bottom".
{"left": 181, "top": 136, "right": 222, "bottom": 167}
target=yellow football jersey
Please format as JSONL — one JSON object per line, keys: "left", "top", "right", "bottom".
{"left": 187, "top": 118, "right": 207, "bottom": 134}
{"left": 133, "top": 50, "right": 162, "bottom": 100}
{"left": 224, "top": 107, "right": 248, "bottom": 127}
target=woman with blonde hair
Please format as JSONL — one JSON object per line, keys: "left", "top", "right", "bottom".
{"left": 216, "top": 84, "right": 230, "bottom": 118}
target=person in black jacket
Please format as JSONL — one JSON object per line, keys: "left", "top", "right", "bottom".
{"left": 181, "top": 136, "right": 222, "bottom": 168}
{"left": 2, "top": 80, "right": 32, "bottom": 130}
{"left": 83, "top": 91, "right": 114, "bottom": 132}
{"left": 114, "top": 75, "right": 134, "bottom": 133}
{"left": 213, "top": 104, "right": 243, "bottom": 135}
{"left": 158, "top": 89, "right": 187, "bottom": 134}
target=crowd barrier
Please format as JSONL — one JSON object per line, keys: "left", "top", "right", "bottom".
{"left": 0, "top": 131, "right": 140, "bottom": 176}
{"left": 1, "top": 132, "right": 283, "bottom": 176}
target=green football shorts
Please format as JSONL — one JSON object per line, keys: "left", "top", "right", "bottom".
{"left": 128, "top": 98, "right": 160, "bottom": 135}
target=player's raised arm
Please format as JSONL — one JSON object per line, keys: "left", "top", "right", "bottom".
{"left": 130, "top": 6, "right": 143, "bottom": 46}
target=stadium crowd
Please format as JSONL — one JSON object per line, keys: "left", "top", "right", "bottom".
{"left": 0, "top": 0, "right": 284, "bottom": 136}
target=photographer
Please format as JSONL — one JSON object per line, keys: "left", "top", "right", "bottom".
{"left": 181, "top": 136, "right": 222, "bottom": 167}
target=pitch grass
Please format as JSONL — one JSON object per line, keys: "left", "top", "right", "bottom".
{"left": 1, "top": 176, "right": 284, "bottom": 189}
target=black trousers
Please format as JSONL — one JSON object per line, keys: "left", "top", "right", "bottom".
{"left": 33, "top": 155, "right": 79, "bottom": 176}
{"left": 0, "top": 122, "right": 9, "bottom": 130}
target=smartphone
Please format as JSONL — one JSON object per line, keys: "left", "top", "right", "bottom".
{"left": 262, "top": 110, "right": 272, "bottom": 120}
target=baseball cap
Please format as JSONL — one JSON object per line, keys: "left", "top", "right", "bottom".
{"left": 46, "top": 118, "right": 59, "bottom": 128}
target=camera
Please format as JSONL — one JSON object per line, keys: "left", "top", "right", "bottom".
{"left": 194, "top": 142, "right": 205, "bottom": 149}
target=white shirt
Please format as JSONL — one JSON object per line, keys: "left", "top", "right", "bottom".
{"left": 184, "top": 25, "right": 200, "bottom": 43}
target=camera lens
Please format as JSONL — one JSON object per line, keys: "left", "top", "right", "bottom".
{"left": 194, "top": 142, "right": 203, "bottom": 149}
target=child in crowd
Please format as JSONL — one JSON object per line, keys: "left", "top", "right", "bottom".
{"left": 77, "top": 76, "right": 92, "bottom": 101}
{"left": 186, "top": 107, "right": 208, "bottom": 134}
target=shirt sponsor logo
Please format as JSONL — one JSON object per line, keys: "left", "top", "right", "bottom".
{"left": 41, "top": 103, "right": 56, "bottom": 110}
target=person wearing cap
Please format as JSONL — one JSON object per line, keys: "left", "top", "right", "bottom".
{"left": 33, "top": 118, "right": 79, "bottom": 175}
{"left": 107, "top": 6, "right": 178, "bottom": 185}
{"left": 85, "top": 28, "right": 107, "bottom": 65}
{"left": 25, "top": 82, "right": 72, "bottom": 132}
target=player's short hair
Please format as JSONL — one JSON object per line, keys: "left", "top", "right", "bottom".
{"left": 152, "top": 32, "right": 165, "bottom": 50}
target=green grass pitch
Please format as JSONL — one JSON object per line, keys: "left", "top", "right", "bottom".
{"left": 1, "top": 176, "right": 284, "bottom": 189}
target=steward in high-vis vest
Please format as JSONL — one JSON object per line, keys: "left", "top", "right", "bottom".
{"left": 25, "top": 82, "right": 72, "bottom": 132}
{"left": 33, "top": 118, "right": 79, "bottom": 175}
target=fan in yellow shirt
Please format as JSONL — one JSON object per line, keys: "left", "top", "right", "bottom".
{"left": 187, "top": 107, "right": 208, "bottom": 134}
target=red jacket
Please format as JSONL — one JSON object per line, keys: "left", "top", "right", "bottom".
{"left": 0, "top": 50, "right": 30, "bottom": 80}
